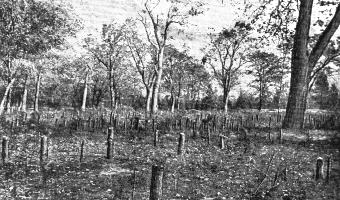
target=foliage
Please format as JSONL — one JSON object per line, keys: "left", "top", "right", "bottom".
{"left": 247, "top": 50, "right": 288, "bottom": 110}
{"left": 311, "top": 73, "right": 340, "bottom": 110}
{"left": 0, "top": 0, "right": 80, "bottom": 59}
{"left": 234, "top": 90, "right": 256, "bottom": 109}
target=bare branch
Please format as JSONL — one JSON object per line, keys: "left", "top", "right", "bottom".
{"left": 138, "top": 13, "right": 157, "bottom": 49}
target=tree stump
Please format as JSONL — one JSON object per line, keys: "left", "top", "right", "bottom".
{"left": 207, "top": 129, "right": 211, "bottom": 145}
{"left": 326, "top": 156, "right": 332, "bottom": 182}
{"left": 315, "top": 157, "right": 324, "bottom": 180}
{"left": 154, "top": 130, "right": 159, "bottom": 147}
{"left": 80, "top": 140, "right": 85, "bottom": 163}
{"left": 149, "top": 165, "right": 164, "bottom": 200}
{"left": 40, "top": 136, "right": 48, "bottom": 162}
{"left": 2, "top": 136, "right": 9, "bottom": 164}
{"left": 107, "top": 127, "right": 114, "bottom": 159}
{"left": 177, "top": 133, "right": 185, "bottom": 156}
{"left": 219, "top": 135, "right": 226, "bottom": 149}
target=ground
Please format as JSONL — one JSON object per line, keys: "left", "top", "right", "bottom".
{"left": 0, "top": 109, "right": 339, "bottom": 199}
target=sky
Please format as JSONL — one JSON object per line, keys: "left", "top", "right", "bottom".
{"left": 63, "top": 0, "right": 250, "bottom": 98}
{"left": 64, "top": 0, "right": 339, "bottom": 95}
{"left": 66, "top": 0, "right": 238, "bottom": 57}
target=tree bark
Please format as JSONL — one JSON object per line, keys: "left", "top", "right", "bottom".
{"left": 283, "top": 0, "right": 313, "bottom": 129}
{"left": 222, "top": 76, "right": 231, "bottom": 113}
{"left": 283, "top": 1, "right": 340, "bottom": 129}
{"left": 34, "top": 72, "right": 41, "bottom": 112}
{"left": 109, "top": 67, "right": 116, "bottom": 110}
{"left": 151, "top": 48, "right": 164, "bottom": 114}
{"left": 177, "top": 82, "right": 182, "bottom": 110}
{"left": 21, "top": 74, "right": 28, "bottom": 112}
{"left": 259, "top": 74, "right": 263, "bottom": 111}
{"left": 146, "top": 87, "right": 152, "bottom": 113}
{"left": 0, "top": 78, "right": 16, "bottom": 115}
{"left": 5, "top": 88, "right": 12, "bottom": 113}
{"left": 81, "top": 72, "right": 88, "bottom": 112}
{"left": 171, "top": 90, "right": 175, "bottom": 113}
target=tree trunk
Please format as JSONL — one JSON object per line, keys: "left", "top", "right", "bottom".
{"left": 283, "top": 1, "right": 340, "bottom": 129}
{"left": 81, "top": 72, "right": 88, "bottom": 111}
{"left": 0, "top": 78, "right": 16, "bottom": 115}
{"left": 259, "top": 75, "right": 263, "bottom": 111}
{"left": 34, "top": 72, "right": 41, "bottom": 112}
{"left": 21, "top": 74, "right": 28, "bottom": 112}
{"left": 151, "top": 48, "right": 164, "bottom": 114}
{"left": 283, "top": 0, "right": 313, "bottom": 129}
{"left": 109, "top": 68, "right": 116, "bottom": 110}
{"left": 5, "top": 88, "right": 12, "bottom": 113}
{"left": 222, "top": 77, "right": 230, "bottom": 113}
{"left": 146, "top": 87, "right": 152, "bottom": 113}
{"left": 177, "top": 82, "right": 182, "bottom": 110}
{"left": 171, "top": 90, "right": 175, "bottom": 113}
{"left": 223, "top": 92, "right": 229, "bottom": 113}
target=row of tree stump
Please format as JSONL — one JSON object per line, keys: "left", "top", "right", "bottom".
{"left": 4, "top": 110, "right": 339, "bottom": 135}
{"left": 0, "top": 123, "right": 334, "bottom": 199}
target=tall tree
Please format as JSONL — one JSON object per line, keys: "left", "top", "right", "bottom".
{"left": 138, "top": 0, "right": 201, "bottom": 114}
{"left": 125, "top": 21, "right": 156, "bottom": 113}
{"left": 0, "top": 0, "right": 80, "bottom": 114}
{"left": 84, "top": 22, "right": 127, "bottom": 110}
{"left": 283, "top": 1, "right": 340, "bottom": 129}
{"left": 204, "top": 21, "right": 251, "bottom": 113}
{"left": 312, "top": 71, "right": 330, "bottom": 109}
{"left": 163, "top": 46, "right": 190, "bottom": 112}
{"left": 247, "top": 51, "right": 286, "bottom": 110}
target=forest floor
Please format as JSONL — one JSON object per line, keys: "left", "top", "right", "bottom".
{"left": 0, "top": 113, "right": 339, "bottom": 200}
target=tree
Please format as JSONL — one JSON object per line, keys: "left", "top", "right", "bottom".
{"left": 328, "top": 83, "right": 339, "bottom": 109}
{"left": 138, "top": 0, "right": 200, "bottom": 114}
{"left": 125, "top": 21, "right": 156, "bottom": 113}
{"left": 283, "top": 1, "right": 340, "bottom": 129}
{"left": 204, "top": 21, "right": 251, "bottom": 113}
{"left": 163, "top": 46, "right": 189, "bottom": 112}
{"left": 234, "top": 90, "right": 255, "bottom": 109}
{"left": 66, "top": 55, "right": 95, "bottom": 111}
{"left": 0, "top": 0, "right": 80, "bottom": 115}
{"left": 201, "top": 84, "right": 219, "bottom": 110}
{"left": 184, "top": 61, "right": 210, "bottom": 109}
{"left": 307, "top": 38, "right": 340, "bottom": 92}
{"left": 312, "top": 71, "right": 330, "bottom": 109}
{"left": 247, "top": 51, "right": 286, "bottom": 110}
{"left": 84, "top": 22, "right": 127, "bottom": 110}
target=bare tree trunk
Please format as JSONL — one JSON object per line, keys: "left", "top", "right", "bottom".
{"left": 34, "top": 72, "right": 41, "bottom": 112}
{"left": 151, "top": 48, "right": 164, "bottom": 114}
{"left": 109, "top": 68, "right": 116, "bottom": 110}
{"left": 177, "top": 82, "right": 182, "bottom": 110}
{"left": 5, "top": 88, "right": 12, "bottom": 113}
{"left": 259, "top": 76, "right": 263, "bottom": 111}
{"left": 283, "top": 0, "right": 313, "bottom": 129}
{"left": 0, "top": 78, "right": 16, "bottom": 115}
{"left": 21, "top": 74, "right": 28, "bottom": 112}
{"left": 81, "top": 72, "right": 88, "bottom": 111}
{"left": 146, "top": 87, "right": 152, "bottom": 113}
{"left": 171, "top": 91, "right": 175, "bottom": 113}
{"left": 222, "top": 77, "right": 230, "bottom": 113}
{"left": 284, "top": 1, "right": 340, "bottom": 129}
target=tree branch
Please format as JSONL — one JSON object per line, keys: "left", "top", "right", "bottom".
{"left": 309, "top": 4, "right": 340, "bottom": 69}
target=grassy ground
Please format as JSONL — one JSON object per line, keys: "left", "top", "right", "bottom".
{"left": 0, "top": 113, "right": 339, "bottom": 200}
